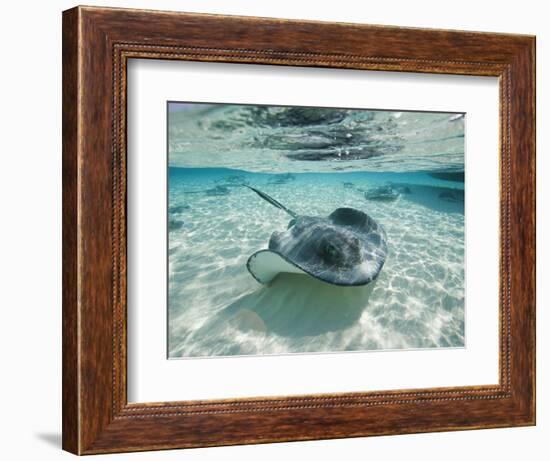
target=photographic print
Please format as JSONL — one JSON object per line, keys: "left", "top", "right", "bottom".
{"left": 167, "top": 102, "right": 465, "bottom": 358}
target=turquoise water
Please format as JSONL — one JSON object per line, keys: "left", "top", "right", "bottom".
{"left": 167, "top": 104, "right": 465, "bottom": 358}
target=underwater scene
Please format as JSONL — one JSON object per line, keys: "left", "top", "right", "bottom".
{"left": 168, "top": 102, "right": 465, "bottom": 358}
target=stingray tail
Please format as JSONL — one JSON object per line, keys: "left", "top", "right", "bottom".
{"left": 244, "top": 185, "right": 297, "bottom": 218}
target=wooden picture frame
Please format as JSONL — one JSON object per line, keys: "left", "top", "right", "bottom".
{"left": 62, "top": 5, "right": 535, "bottom": 455}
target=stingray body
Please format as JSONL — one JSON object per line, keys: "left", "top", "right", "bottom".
{"left": 245, "top": 185, "right": 387, "bottom": 286}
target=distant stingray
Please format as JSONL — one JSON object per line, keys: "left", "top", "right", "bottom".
{"left": 267, "top": 173, "right": 296, "bottom": 185}
{"left": 245, "top": 185, "right": 387, "bottom": 286}
{"left": 185, "top": 185, "right": 232, "bottom": 197}
{"left": 169, "top": 204, "right": 190, "bottom": 214}
{"left": 399, "top": 184, "right": 464, "bottom": 214}
{"left": 393, "top": 184, "right": 411, "bottom": 194}
{"left": 205, "top": 185, "right": 231, "bottom": 196}
{"left": 216, "top": 174, "right": 249, "bottom": 187}
{"left": 428, "top": 171, "right": 465, "bottom": 182}
{"left": 363, "top": 185, "right": 400, "bottom": 202}
{"left": 438, "top": 189, "right": 464, "bottom": 203}
{"left": 168, "top": 219, "right": 185, "bottom": 231}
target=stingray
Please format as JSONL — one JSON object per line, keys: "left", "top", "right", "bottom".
{"left": 183, "top": 185, "right": 231, "bottom": 197}
{"left": 204, "top": 185, "right": 231, "bottom": 196}
{"left": 390, "top": 184, "right": 412, "bottom": 195}
{"left": 267, "top": 173, "right": 296, "bottom": 185}
{"left": 438, "top": 189, "right": 464, "bottom": 203}
{"left": 363, "top": 185, "right": 400, "bottom": 202}
{"left": 245, "top": 185, "right": 387, "bottom": 286}
{"left": 216, "top": 174, "right": 249, "bottom": 187}
{"left": 169, "top": 204, "right": 190, "bottom": 214}
{"left": 168, "top": 218, "right": 185, "bottom": 231}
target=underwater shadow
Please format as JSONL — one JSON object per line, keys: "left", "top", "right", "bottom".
{"left": 219, "top": 273, "right": 375, "bottom": 338}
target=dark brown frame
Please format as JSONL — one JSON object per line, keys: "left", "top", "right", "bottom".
{"left": 62, "top": 5, "right": 536, "bottom": 455}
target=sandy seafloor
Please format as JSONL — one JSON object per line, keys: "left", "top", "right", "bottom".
{"left": 168, "top": 168, "right": 465, "bottom": 358}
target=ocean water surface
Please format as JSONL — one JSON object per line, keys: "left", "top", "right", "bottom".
{"left": 167, "top": 104, "right": 465, "bottom": 358}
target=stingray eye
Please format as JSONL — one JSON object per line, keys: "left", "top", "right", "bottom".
{"left": 324, "top": 242, "right": 339, "bottom": 258}
{"left": 317, "top": 234, "right": 362, "bottom": 267}
{"left": 287, "top": 218, "right": 296, "bottom": 229}
{"left": 318, "top": 239, "right": 344, "bottom": 264}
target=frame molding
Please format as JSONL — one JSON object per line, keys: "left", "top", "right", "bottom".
{"left": 62, "top": 6, "right": 535, "bottom": 454}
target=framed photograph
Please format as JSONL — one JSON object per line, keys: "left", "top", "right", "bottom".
{"left": 62, "top": 6, "right": 535, "bottom": 455}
